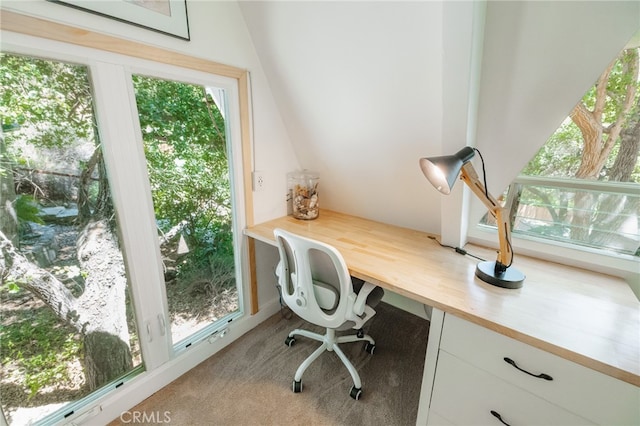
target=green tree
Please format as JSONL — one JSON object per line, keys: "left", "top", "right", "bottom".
{"left": 133, "top": 76, "right": 233, "bottom": 259}
{"left": 523, "top": 46, "right": 640, "bottom": 182}
{"left": 519, "top": 45, "right": 640, "bottom": 252}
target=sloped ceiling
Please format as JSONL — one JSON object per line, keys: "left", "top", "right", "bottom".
{"left": 239, "top": 1, "right": 639, "bottom": 232}
{"left": 239, "top": 1, "right": 443, "bottom": 229}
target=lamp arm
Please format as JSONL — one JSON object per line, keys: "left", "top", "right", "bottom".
{"left": 460, "top": 162, "right": 513, "bottom": 268}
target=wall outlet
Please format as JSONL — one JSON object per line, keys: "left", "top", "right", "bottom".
{"left": 252, "top": 171, "right": 265, "bottom": 192}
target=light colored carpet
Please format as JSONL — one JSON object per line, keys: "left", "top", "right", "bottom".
{"left": 109, "top": 302, "right": 430, "bottom": 425}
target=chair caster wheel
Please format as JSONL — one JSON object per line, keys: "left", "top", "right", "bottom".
{"left": 285, "top": 336, "right": 296, "bottom": 347}
{"left": 364, "top": 342, "right": 376, "bottom": 354}
{"left": 293, "top": 380, "right": 302, "bottom": 393}
{"left": 349, "top": 386, "right": 362, "bottom": 400}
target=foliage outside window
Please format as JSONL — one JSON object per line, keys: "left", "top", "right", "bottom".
{"left": 482, "top": 40, "right": 640, "bottom": 257}
{"left": 132, "top": 75, "right": 239, "bottom": 344}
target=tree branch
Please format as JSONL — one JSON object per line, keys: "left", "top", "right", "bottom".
{"left": 1, "top": 229, "right": 82, "bottom": 330}
{"left": 593, "top": 58, "right": 615, "bottom": 121}
{"left": 602, "top": 49, "right": 639, "bottom": 163}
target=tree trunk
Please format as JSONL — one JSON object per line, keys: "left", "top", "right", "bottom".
{"left": 76, "top": 218, "right": 132, "bottom": 389}
{"left": 569, "top": 48, "right": 638, "bottom": 243}
{"left": 571, "top": 102, "right": 607, "bottom": 179}
{"left": 0, "top": 219, "right": 133, "bottom": 391}
{"left": 83, "top": 331, "right": 132, "bottom": 390}
{"left": 571, "top": 49, "right": 639, "bottom": 180}
{"left": 94, "top": 155, "right": 113, "bottom": 220}
{"left": 77, "top": 147, "right": 101, "bottom": 224}
{"left": 609, "top": 99, "right": 640, "bottom": 182}
{"left": 587, "top": 99, "right": 640, "bottom": 254}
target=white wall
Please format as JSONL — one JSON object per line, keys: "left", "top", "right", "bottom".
{"left": 240, "top": 1, "right": 444, "bottom": 233}
{"left": 0, "top": 0, "right": 298, "bottom": 225}
{"left": 6, "top": 0, "right": 637, "bottom": 243}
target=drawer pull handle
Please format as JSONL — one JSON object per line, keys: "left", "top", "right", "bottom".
{"left": 491, "top": 410, "right": 511, "bottom": 426}
{"left": 504, "top": 357, "right": 553, "bottom": 381}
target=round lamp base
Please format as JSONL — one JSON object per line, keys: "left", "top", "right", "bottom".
{"left": 475, "top": 261, "right": 525, "bottom": 289}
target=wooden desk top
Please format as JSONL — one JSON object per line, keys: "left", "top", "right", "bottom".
{"left": 244, "top": 210, "right": 640, "bottom": 386}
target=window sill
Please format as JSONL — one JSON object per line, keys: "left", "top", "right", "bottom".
{"left": 467, "top": 226, "right": 640, "bottom": 300}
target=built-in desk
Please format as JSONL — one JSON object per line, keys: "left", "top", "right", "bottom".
{"left": 244, "top": 210, "right": 639, "bottom": 424}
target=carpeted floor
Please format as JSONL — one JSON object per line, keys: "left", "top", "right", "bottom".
{"left": 108, "top": 302, "right": 430, "bottom": 425}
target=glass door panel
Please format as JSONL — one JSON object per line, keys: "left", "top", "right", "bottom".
{"left": 0, "top": 54, "right": 142, "bottom": 425}
{"left": 131, "top": 75, "right": 239, "bottom": 347}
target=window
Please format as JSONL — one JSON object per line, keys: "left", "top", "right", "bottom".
{"left": 1, "top": 27, "right": 250, "bottom": 425}
{"left": 479, "top": 37, "right": 640, "bottom": 259}
{"left": 131, "top": 74, "right": 240, "bottom": 347}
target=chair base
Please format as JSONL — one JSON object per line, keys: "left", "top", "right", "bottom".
{"left": 285, "top": 327, "right": 375, "bottom": 399}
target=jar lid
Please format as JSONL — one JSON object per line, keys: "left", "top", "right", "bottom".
{"left": 287, "top": 170, "right": 319, "bottom": 179}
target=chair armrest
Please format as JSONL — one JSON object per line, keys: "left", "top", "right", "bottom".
{"left": 275, "top": 261, "right": 283, "bottom": 278}
{"left": 353, "top": 281, "right": 377, "bottom": 316}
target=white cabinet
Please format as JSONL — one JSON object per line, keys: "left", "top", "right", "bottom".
{"left": 425, "top": 313, "right": 640, "bottom": 426}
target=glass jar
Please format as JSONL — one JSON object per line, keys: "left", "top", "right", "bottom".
{"left": 288, "top": 170, "right": 319, "bottom": 220}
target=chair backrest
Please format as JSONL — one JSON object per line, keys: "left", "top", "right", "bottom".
{"left": 274, "top": 228, "right": 357, "bottom": 329}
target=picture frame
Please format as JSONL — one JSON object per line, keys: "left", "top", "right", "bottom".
{"left": 48, "top": 0, "right": 190, "bottom": 40}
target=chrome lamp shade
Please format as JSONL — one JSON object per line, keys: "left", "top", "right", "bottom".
{"left": 419, "top": 146, "right": 475, "bottom": 195}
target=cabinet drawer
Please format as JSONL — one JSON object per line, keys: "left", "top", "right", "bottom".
{"left": 431, "top": 351, "right": 593, "bottom": 426}
{"left": 440, "top": 314, "right": 639, "bottom": 425}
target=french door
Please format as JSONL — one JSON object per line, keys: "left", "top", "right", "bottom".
{"left": 0, "top": 33, "right": 245, "bottom": 425}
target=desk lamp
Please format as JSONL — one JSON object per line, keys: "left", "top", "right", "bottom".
{"left": 419, "top": 146, "right": 525, "bottom": 289}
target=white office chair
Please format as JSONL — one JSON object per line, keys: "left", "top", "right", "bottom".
{"left": 274, "top": 228, "right": 384, "bottom": 400}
